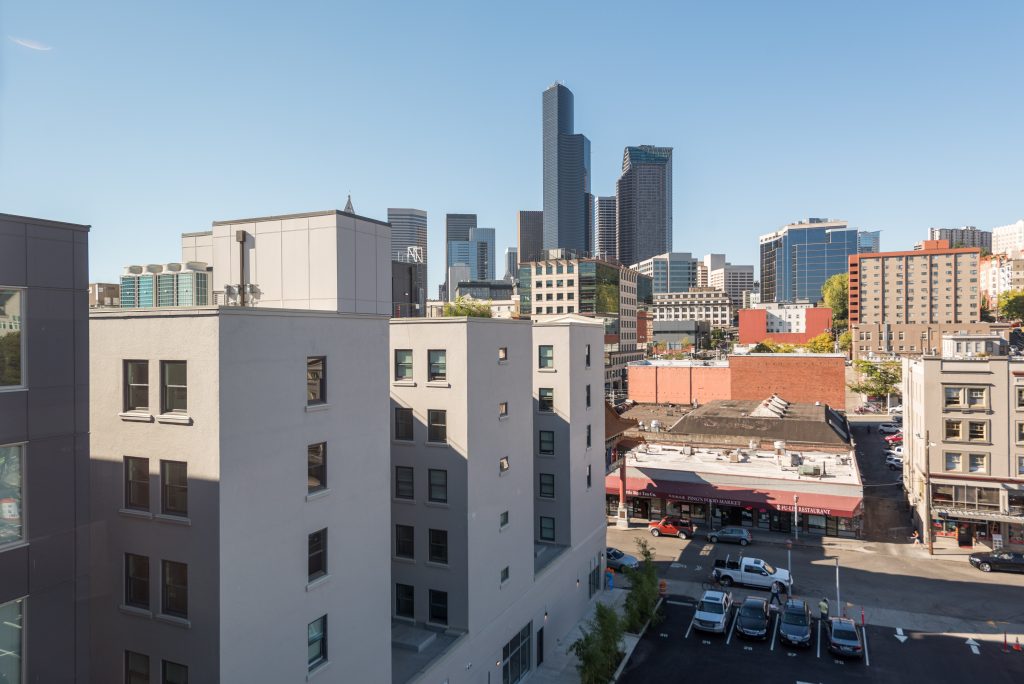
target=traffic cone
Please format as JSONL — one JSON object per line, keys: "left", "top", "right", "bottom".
{"left": 1014, "top": 637, "right": 1022, "bottom": 652}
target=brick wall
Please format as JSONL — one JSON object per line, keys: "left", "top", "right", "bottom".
{"left": 729, "top": 355, "right": 845, "bottom": 407}
{"left": 627, "top": 365, "right": 730, "bottom": 404}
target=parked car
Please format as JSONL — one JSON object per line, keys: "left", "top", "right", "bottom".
{"left": 827, "top": 617, "right": 864, "bottom": 658}
{"left": 778, "top": 599, "right": 813, "bottom": 647}
{"left": 707, "top": 526, "right": 752, "bottom": 546}
{"left": 693, "top": 590, "right": 734, "bottom": 633}
{"left": 889, "top": 405, "right": 903, "bottom": 414}
{"left": 884, "top": 433, "right": 903, "bottom": 444}
{"left": 968, "top": 550, "right": 1024, "bottom": 573}
{"left": 735, "top": 597, "right": 770, "bottom": 640}
{"left": 878, "top": 423, "right": 902, "bottom": 435}
{"left": 885, "top": 446, "right": 904, "bottom": 457}
{"left": 712, "top": 556, "right": 791, "bottom": 590}
{"left": 648, "top": 516, "right": 696, "bottom": 539}
{"left": 885, "top": 455, "right": 903, "bottom": 471}
{"left": 605, "top": 547, "right": 639, "bottom": 571}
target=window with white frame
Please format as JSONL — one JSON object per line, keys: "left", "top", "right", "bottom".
{"left": 0, "top": 289, "right": 23, "bottom": 388}
{"left": 538, "top": 345, "right": 554, "bottom": 369}
{"left": 944, "top": 452, "right": 961, "bottom": 471}
{"left": 968, "top": 454, "right": 988, "bottom": 474}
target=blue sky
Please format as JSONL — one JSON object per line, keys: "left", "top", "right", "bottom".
{"left": 2, "top": 1, "right": 1022, "bottom": 291}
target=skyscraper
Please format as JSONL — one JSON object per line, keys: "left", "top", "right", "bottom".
{"left": 517, "top": 210, "right": 544, "bottom": 263}
{"left": 857, "top": 230, "right": 880, "bottom": 253}
{"left": 388, "top": 208, "right": 428, "bottom": 265}
{"left": 542, "top": 83, "right": 591, "bottom": 254}
{"left": 504, "top": 247, "right": 519, "bottom": 281}
{"left": 926, "top": 226, "right": 990, "bottom": 252}
{"left": 615, "top": 145, "right": 673, "bottom": 266}
{"left": 594, "top": 195, "right": 617, "bottom": 262}
{"left": 759, "top": 218, "right": 858, "bottom": 303}
{"left": 474, "top": 227, "right": 496, "bottom": 280}
{"left": 446, "top": 213, "right": 476, "bottom": 244}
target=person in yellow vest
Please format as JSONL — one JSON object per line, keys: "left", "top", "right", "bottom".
{"left": 818, "top": 597, "right": 830, "bottom": 623}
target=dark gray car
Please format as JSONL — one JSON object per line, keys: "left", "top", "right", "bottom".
{"left": 707, "top": 526, "right": 752, "bottom": 546}
{"left": 735, "top": 597, "right": 770, "bottom": 640}
{"left": 779, "top": 599, "right": 812, "bottom": 647}
{"left": 827, "top": 617, "right": 863, "bottom": 658}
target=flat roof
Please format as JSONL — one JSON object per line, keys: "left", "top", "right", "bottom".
{"left": 671, "top": 399, "right": 851, "bottom": 446}
{"left": 90, "top": 306, "right": 381, "bottom": 321}
{"left": 0, "top": 213, "right": 90, "bottom": 232}
{"left": 212, "top": 209, "right": 390, "bottom": 228}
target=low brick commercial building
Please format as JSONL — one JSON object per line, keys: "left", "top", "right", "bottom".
{"left": 738, "top": 303, "right": 832, "bottom": 345}
{"left": 627, "top": 354, "right": 846, "bottom": 408}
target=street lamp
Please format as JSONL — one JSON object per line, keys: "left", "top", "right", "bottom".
{"left": 793, "top": 495, "right": 800, "bottom": 540}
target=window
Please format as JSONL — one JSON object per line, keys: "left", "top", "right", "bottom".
{"left": 586, "top": 424, "right": 592, "bottom": 448}
{"left": 161, "top": 361, "right": 188, "bottom": 414}
{"left": 968, "top": 421, "right": 987, "bottom": 441}
{"left": 162, "top": 661, "right": 189, "bottom": 684}
{"left": 501, "top": 566, "right": 510, "bottom": 583}
{"left": 308, "top": 529, "right": 327, "bottom": 581}
{"left": 429, "top": 590, "right": 448, "bottom": 625}
{"left": 428, "top": 349, "right": 447, "bottom": 381}
{"left": 396, "top": 583, "right": 414, "bottom": 619}
{"left": 0, "top": 289, "right": 23, "bottom": 387}
{"left": 125, "top": 651, "right": 150, "bottom": 684}
{"left": 306, "top": 357, "right": 326, "bottom": 405}
{"left": 502, "top": 622, "right": 533, "bottom": 684}
{"left": 500, "top": 510, "right": 509, "bottom": 527}
{"left": 308, "top": 616, "right": 327, "bottom": 671}
{"left": 967, "top": 387, "right": 986, "bottom": 407}
{"left": 539, "top": 388, "right": 554, "bottom": 412}
{"left": 123, "top": 456, "right": 150, "bottom": 511}
{"left": 587, "top": 464, "right": 592, "bottom": 489}
{"left": 308, "top": 443, "right": 326, "bottom": 493}
{"left": 0, "top": 445, "right": 22, "bottom": 545}
{"left": 1018, "top": 456, "right": 1024, "bottom": 476}
{"left": 945, "top": 452, "right": 962, "bottom": 471}
{"left": 1018, "top": 422, "right": 1024, "bottom": 445}
{"left": 944, "top": 386, "right": 963, "bottom": 407}
{"left": 161, "top": 560, "right": 188, "bottom": 619}
{"left": 395, "top": 524, "right": 415, "bottom": 559}
{"left": 124, "top": 360, "right": 149, "bottom": 412}
{"left": 428, "top": 469, "right": 448, "bottom": 503}
{"left": 429, "top": 528, "right": 448, "bottom": 564}
{"left": 969, "top": 454, "right": 988, "bottom": 473}
{"left": 498, "top": 346, "right": 508, "bottom": 362}
{"left": 538, "top": 345, "right": 554, "bottom": 369}
{"left": 394, "top": 349, "right": 413, "bottom": 381}
{"left": 125, "top": 553, "right": 150, "bottom": 609}
{"left": 586, "top": 384, "right": 591, "bottom": 408}
{"left": 427, "top": 410, "right": 447, "bottom": 443}
{"left": 944, "top": 420, "right": 962, "bottom": 440}
{"left": 499, "top": 401, "right": 508, "bottom": 418}
{"left": 1017, "top": 387, "right": 1024, "bottom": 409}
{"left": 539, "top": 473, "right": 555, "bottom": 498}
{"left": 499, "top": 456, "right": 510, "bottom": 473}
{"left": 539, "top": 430, "right": 554, "bottom": 455}
{"left": 395, "top": 408, "right": 414, "bottom": 441}
{"left": 539, "top": 516, "right": 555, "bottom": 541}
{"left": 395, "top": 466, "right": 414, "bottom": 499}
{"left": 585, "top": 343, "right": 592, "bottom": 368}
{"left": 160, "top": 461, "right": 188, "bottom": 516}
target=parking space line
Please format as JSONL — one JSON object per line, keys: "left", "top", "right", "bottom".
{"left": 770, "top": 614, "right": 779, "bottom": 651}
{"left": 816, "top": 620, "right": 821, "bottom": 658}
{"left": 666, "top": 600, "right": 693, "bottom": 607}
{"left": 862, "top": 625, "right": 870, "bottom": 667}
{"left": 684, "top": 615, "right": 696, "bottom": 640}
{"left": 726, "top": 608, "right": 737, "bottom": 645}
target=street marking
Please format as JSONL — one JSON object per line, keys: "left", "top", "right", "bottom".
{"left": 770, "top": 615, "right": 779, "bottom": 651}
{"left": 965, "top": 638, "right": 980, "bottom": 655}
{"left": 816, "top": 620, "right": 821, "bottom": 658}
{"left": 863, "top": 625, "right": 870, "bottom": 667}
{"left": 726, "top": 609, "right": 737, "bottom": 645}
{"left": 659, "top": 633, "right": 668, "bottom": 638}
{"left": 666, "top": 600, "right": 693, "bottom": 607}
{"left": 743, "top": 645, "right": 753, "bottom": 651}
{"left": 684, "top": 615, "right": 696, "bottom": 640}
{"left": 694, "top": 565, "right": 703, "bottom": 572}
{"left": 670, "top": 562, "right": 685, "bottom": 569}
{"left": 894, "top": 627, "right": 907, "bottom": 643}
{"left": 702, "top": 640, "right": 711, "bottom": 645}
{"left": 787, "top": 652, "right": 797, "bottom": 657}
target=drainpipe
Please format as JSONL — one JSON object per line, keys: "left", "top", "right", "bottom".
{"left": 236, "top": 230, "right": 247, "bottom": 306}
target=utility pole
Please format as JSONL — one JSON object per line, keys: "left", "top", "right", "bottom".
{"left": 924, "top": 429, "right": 934, "bottom": 556}
{"left": 793, "top": 495, "right": 800, "bottom": 540}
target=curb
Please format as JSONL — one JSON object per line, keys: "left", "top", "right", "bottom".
{"left": 611, "top": 596, "right": 664, "bottom": 683}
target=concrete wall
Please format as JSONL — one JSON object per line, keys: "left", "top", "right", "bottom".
{"left": 181, "top": 231, "right": 214, "bottom": 265}
{"left": 0, "top": 214, "right": 90, "bottom": 683}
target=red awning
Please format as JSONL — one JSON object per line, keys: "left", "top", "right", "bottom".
{"left": 605, "top": 475, "right": 862, "bottom": 518}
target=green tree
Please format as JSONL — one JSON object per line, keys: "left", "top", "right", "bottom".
{"left": 752, "top": 338, "right": 779, "bottom": 353}
{"left": 0, "top": 331, "right": 20, "bottom": 386}
{"left": 838, "top": 330, "right": 852, "bottom": 352}
{"left": 805, "top": 332, "right": 835, "bottom": 353}
{"left": 622, "top": 537, "right": 662, "bottom": 633}
{"left": 997, "top": 290, "right": 1024, "bottom": 322}
{"left": 847, "top": 359, "right": 902, "bottom": 399}
{"left": 821, "top": 273, "right": 849, "bottom": 325}
{"left": 568, "top": 602, "right": 624, "bottom": 684}
{"left": 442, "top": 295, "right": 492, "bottom": 318}
{"left": 980, "top": 297, "right": 995, "bottom": 322}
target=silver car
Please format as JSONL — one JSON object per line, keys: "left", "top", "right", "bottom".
{"left": 605, "top": 547, "right": 639, "bottom": 571}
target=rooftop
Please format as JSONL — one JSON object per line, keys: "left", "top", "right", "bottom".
{"left": 211, "top": 208, "right": 390, "bottom": 228}
{"left": 670, "top": 398, "right": 851, "bottom": 447}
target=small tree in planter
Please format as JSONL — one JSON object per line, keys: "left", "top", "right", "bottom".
{"left": 622, "top": 537, "right": 661, "bottom": 633}
{"left": 568, "top": 602, "right": 624, "bottom": 684}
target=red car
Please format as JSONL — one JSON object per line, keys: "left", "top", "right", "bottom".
{"left": 648, "top": 517, "right": 696, "bottom": 539}
{"left": 884, "top": 434, "right": 903, "bottom": 444}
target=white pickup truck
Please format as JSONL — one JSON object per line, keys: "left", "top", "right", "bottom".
{"left": 712, "top": 556, "right": 792, "bottom": 591}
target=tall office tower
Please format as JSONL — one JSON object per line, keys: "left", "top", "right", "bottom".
{"left": 542, "top": 83, "right": 591, "bottom": 254}
{"left": 926, "top": 226, "right": 991, "bottom": 253}
{"left": 615, "top": 145, "right": 673, "bottom": 266}
{"left": 758, "top": 218, "right": 858, "bottom": 303}
{"left": 474, "top": 227, "right": 496, "bottom": 281}
{"left": 594, "top": 195, "right": 617, "bottom": 262}
{"left": 631, "top": 252, "right": 697, "bottom": 294}
{"left": 700, "top": 254, "right": 755, "bottom": 309}
{"left": 991, "top": 219, "right": 1024, "bottom": 257}
{"left": 518, "top": 210, "right": 544, "bottom": 263}
{"left": 388, "top": 208, "right": 429, "bottom": 266}
{"left": 0, "top": 213, "right": 91, "bottom": 683}
{"left": 388, "top": 316, "right": 606, "bottom": 683}
{"left": 442, "top": 214, "right": 479, "bottom": 299}
{"left": 446, "top": 213, "right": 477, "bottom": 244}
{"left": 504, "top": 247, "right": 519, "bottom": 281}
{"left": 857, "top": 230, "right": 881, "bottom": 253}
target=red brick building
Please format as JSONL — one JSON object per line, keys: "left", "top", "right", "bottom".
{"left": 738, "top": 305, "right": 833, "bottom": 345}
{"left": 636, "top": 309, "right": 653, "bottom": 347}
{"left": 627, "top": 354, "right": 846, "bottom": 408}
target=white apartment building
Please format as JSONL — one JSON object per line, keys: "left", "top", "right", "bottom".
{"left": 388, "top": 315, "right": 607, "bottom": 684}
{"left": 652, "top": 288, "right": 733, "bottom": 329}
{"left": 902, "top": 334, "right": 1024, "bottom": 553}
{"left": 991, "top": 219, "right": 1024, "bottom": 258}
{"left": 701, "top": 254, "right": 755, "bottom": 309}
{"left": 979, "top": 254, "right": 1014, "bottom": 308}
{"left": 89, "top": 306, "right": 392, "bottom": 683}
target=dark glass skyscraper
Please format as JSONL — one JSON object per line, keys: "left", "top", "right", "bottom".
{"left": 542, "top": 83, "right": 591, "bottom": 254}
{"left": 517, "top": 210, "right": 544, "bottom": 263}
{"left": 759, "top": 219, "right": 858, "bottom": 303}
{"left": 615, "top": 145, "right": 672, "bottom": 267}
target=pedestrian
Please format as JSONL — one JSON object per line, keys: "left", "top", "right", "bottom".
{"left": 818, "top": 597, "right": 830, "bottom": 623}
{"left": 770, "top": 582, "right": 783, "bottom": 607}
{"left": 911, "top": 529, "right": 921, "bottom": 545}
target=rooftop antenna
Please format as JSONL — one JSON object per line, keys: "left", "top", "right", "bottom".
{"left": 344, "top": 193, "right": 354, "bottom": 213}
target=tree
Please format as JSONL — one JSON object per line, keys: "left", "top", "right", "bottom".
{"left": 0, "top": 332, "right": 20, "bottom": 386}
{"left": 980, "top": 297, "right": 995, "bottom": 322}
{"left": 838, "top": 330, "right": 852, "bottom": 352}
{"left": 568, "top": 602, "right": 624, "bottom": 684}
{"left": 442, "top": 295, "right": 492, "bottom": 318}
{"left": 847, "top": 359, "right": 901, "bottom": 399}
{"left": 998, "top": 290, "right": 1024, "bottom": 322}
{"left": 622, "top": 537, "right": 661, "bottom": 633}
{"left": 805, "top": 332, "right": 835, "bottom": 354}
{"left": 821, "top": 273, "right": 849, "bottom": 325}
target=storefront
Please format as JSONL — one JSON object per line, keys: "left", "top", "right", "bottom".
{"left": 929, "top": 484, "right": 1024, "bottom": 550}
{"left": 605, "top": 476, "right": 863, "bottom": 539}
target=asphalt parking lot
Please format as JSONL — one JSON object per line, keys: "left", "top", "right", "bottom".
{"left": 618, "top": 595, "right": 1024, "bottom": 684}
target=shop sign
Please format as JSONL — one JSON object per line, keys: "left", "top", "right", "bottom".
{"left": 775, "top": 504, "right": 833, "bottom": 516}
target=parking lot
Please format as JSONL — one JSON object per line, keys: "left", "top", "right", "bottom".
{"left": 618, "top": 592, "right": 1024, "bottom": 683}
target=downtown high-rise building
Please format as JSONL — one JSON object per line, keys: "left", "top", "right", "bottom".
{"left": 857, "top": 230, "right": 880, "bottom": 253}
{"left": 518, "top": 210, "right": 544, "bottom": 263}
{"left": 615, "top": 145, "right": 673, "bottom": 266}
{"left": 594, "top": 195, "right": 617, "bottom": 262}
{"left": 504, "top": 246, "right": 519, "bottom": 281}
{"left": 759, "top": 218, "right": 858, "bottom": 303}
{"left": 542, "top": 83, "right": 592, "bottom": 254}
{"left": 923, "top": 226, "right": 991, "bottom": 253}
{"left": 388, "top": 208, "right": 428, "bottom": 265}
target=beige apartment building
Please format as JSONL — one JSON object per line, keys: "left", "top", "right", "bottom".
{"left": 652, "top": 288, "right": 732, "bottom": 329}
{"left": 849, "top": 240, "right": 986, "bottom": 359}
{"left": 903, "top": 334, "right": 1024, "bottom": 552}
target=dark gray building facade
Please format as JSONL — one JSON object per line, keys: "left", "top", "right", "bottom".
{"left": 518, "top": 210, "right": 544, "bottom": 263}
{"left": 542, "top": 83, "right": 592, "bottom": 254}
{"left": 392, "top": 260, "right": 427, "bottom": 317}
{"left": 0, "top": 213, "right": 91, "bottom": 682}
{"left": 615, "top": 145, "right": 672, "bottom": 267}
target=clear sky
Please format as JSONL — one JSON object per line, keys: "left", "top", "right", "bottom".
{"left": 2, "top": 1, "right": 1022, "bottom": 292}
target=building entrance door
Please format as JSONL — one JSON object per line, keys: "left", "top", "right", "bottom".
{"left": 957, "top": 523, "right": 973, "bottom": 547}
{"left": 770, "top": 511, "right": 791, "bottom": 533}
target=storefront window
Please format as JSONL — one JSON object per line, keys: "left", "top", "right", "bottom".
{"left": 0, "top": 289, "right": 23, "bottom": 387}
{"left": 650, "top": 498, "right": 664, "bottom": 519}
{"left": 0, "top": 597, "right": 23, "bottom": 682}
{"left": 807, "top": 515, "right": 827, "bottom": 536}
{"left": 757, "top": 510, "right": 770, "bottom": 529}
{"left": 976, "top": 487, "right": 1000, "bottom": 510}
{"left": 932, "top": 485, "right": 954, "bottom": 505}
{"left": 741, "top": 508, "right": 754, "bottom": 527}
{"left": 837, "top": 517, "right": 857, "bottom": 538}
{"left": 690, "top": 504, "right": 707, "bottom": 522}
{"left": 0, "top": 444, "right": 22, "bottom": 545}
